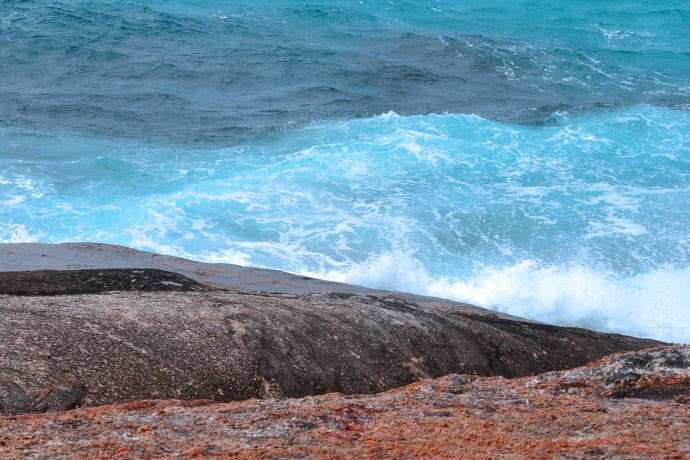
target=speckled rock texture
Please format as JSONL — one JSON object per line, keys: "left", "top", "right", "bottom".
{"left": 1, "top": 287, "right": 661, "bottom": 415}
{"left": 0, "top": 346, "right": 687, "bottom": 459}
{"left": 0, "top": 268, "right": 209, "bottom": 295}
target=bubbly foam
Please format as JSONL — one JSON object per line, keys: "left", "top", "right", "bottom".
{"left": 0, "top": 223, "right": 42, "bottom": 244}
{"left": 311, "top": 254, "right": 689, "bottom": 343}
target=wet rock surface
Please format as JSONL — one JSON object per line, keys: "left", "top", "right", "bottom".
{"left": 0, "top": 268, "right": 208, "bottom": 295}
{"left": 0, "top": 346, "right": 687, "bottom": 459}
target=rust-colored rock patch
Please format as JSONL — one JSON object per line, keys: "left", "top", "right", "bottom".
{"left": 0, "top": 346, "right": 687, "bottom": 459}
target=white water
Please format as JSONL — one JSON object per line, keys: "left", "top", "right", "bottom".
{"left": 313, "top": 253, "right": 689, "bottom": 343}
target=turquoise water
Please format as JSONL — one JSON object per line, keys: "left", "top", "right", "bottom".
{"left": 1, "top": 1, "right": 689, "bottom": 342}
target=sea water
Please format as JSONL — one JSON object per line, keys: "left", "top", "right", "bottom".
{"left": 1, "top": 1, "right": 689, "bottom": 343}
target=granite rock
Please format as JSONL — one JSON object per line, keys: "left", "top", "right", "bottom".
{"left": 0, "top": 243, "right": 665, "bottom": 414}
{"left": 0, "top": 346, "right": 687, "bottom": 459}
{"left": 0, "top": 276, "right": 662, "bottom": 414}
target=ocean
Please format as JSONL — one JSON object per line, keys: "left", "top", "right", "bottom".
{"left": 1, "top": 0, "right": 688, "bottom": 343}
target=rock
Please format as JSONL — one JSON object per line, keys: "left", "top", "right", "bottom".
{"left": 0, "top": 346, "right": 687, "bottom": 459}
{"left": 0, "top": 268, "right": 208, "bottom": 295}
{"left": 527, "top": 345, "right": 690, "bottom": 400}
{"left": 0, "top": 243, "right": 665, "bottom": 414}
{"left": 0, "top": 277, "right": 662, "bottom": 414}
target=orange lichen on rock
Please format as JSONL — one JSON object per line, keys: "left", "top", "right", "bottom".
{"left": 0, "top": 346, "right": 688, "bottom": 459}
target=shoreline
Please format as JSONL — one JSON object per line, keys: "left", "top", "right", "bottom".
{"left": 0, "top": 242, "right": 529, "bottom": 321}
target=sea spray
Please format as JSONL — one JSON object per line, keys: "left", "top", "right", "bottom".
{"left": 314, "top": 254, "right": 690, "bottom": 343}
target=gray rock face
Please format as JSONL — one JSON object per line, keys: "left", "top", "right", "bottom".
{"left": 0, "top": 268, "right": 208, "bottom": 295}
{"left": 1, "top": 288, "right": 662, "bottom": 415}
{"left": 0, "top": 244, "right": 664, "bottom": 414}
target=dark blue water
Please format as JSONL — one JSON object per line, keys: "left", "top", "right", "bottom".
{"left": 1, "top": 1, "right": 689, "bottom": 342}
{"left": 3, "top": 1, "right": 689, "bottom": 143}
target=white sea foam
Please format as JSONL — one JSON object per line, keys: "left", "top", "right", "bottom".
{"left": 585, "top": 217, "right": 648, "bottom": 238}
{"left": 189, "top": 247, "right": 253, "bottom": 266}
{"left": 308, "top": 253, "right": 690, "bottom": 344}
{"left": 0, "top": 223, "right": 42, "bottom": 243}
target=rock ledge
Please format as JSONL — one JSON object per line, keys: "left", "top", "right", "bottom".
{"left": 0, "top": 346, "right": 687, "bottom": 459}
